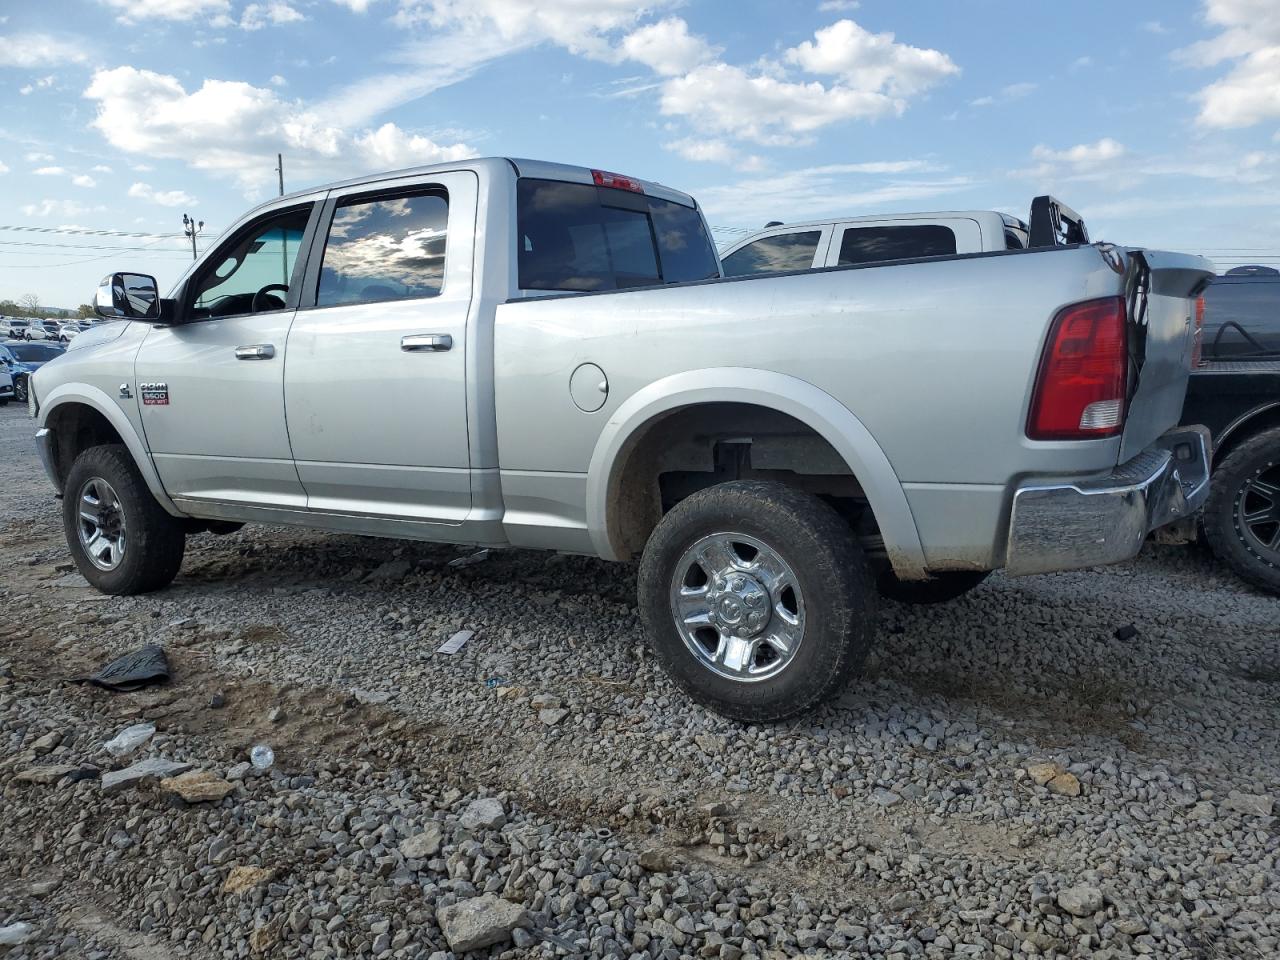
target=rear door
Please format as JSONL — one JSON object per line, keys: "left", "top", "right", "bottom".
{"left": 283, "top": 171, "right": 477, "bottom": 523}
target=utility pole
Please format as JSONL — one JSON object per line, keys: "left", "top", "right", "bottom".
{"left": 182, "top": 213, "right": 203, "bottom": 261}
{"left": 276, "top": 153, "right": 284, "bottom": 197}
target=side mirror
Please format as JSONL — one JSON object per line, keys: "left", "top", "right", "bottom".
{"left": 95, "top": 272, "right": 161, "bottom": 320}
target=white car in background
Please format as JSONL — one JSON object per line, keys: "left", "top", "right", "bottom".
{"left": 58, "top": 321, "right": 91, "bottom": 343}
{"left": 24, "top": 320, "right": 63, "bottom": 341}
{"left": 0, "top": 317, "right": 31, "bottom": 340}
{"left": 0, "top": 365, "right": 13, "bottom": 406}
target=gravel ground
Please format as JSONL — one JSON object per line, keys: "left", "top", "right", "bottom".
{"left": 1, "top": 402, "right": 1277, "bottom": 960}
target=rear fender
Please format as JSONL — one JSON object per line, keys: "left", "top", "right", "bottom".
{"left": 585, "top": 368, "right": 929, "bottom": 579}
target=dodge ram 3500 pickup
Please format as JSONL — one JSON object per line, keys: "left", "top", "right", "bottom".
{"left": 31, "top": 158, "right": 1213, "bottom": 720}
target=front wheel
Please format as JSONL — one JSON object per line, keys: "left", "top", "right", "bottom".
{"left": 1202, "top": 425, "right": 1280, "bottom": 595}
{"left": 638, "top": 480, "right": 877, "bottom": 722}
{"left": 62, "top": 444, "right": 186, "bottom": 595}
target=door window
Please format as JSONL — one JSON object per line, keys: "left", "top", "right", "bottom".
{"left": 836, "top": 225, "right": 956, "bottom": 266}
{"left": 189, "top": 207, "right": 311, "bottom": 320}
{"left": 316, "top": 192, "right": 449, "bottom": 307}
{"left": 721, "top": 231, "right": 823, "bottom": 277}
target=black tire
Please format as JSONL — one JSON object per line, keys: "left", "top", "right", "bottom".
{"left": 638, "top": 480, "right": 877, "bottom": 722}
{"left": 1202, "top": 425, "right": 1280, "bottom": 596}
{"left": 62, "top": 444, "right": 186, "bottom": 595}
{"left": 877, "top": 569, "right": 990, "bottom": 604}
{"left": 13, "top": 376, "right": 27, "bottom": 404}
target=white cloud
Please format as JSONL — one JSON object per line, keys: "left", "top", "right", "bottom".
{"left": 969, "top": 82, "right": 1036, "bottom": 107}
{"left": 240, "top": 1, "right": 306, "bottom": 30}
{"left": 99, "top": 0, "right": 230, "bottom": 22}
{"left": 128, "top": 182, "right": 197, "bottom": 206}
{"left": 270, "top": 74, "right": 287, "bottom": 86}
{"left": 33, "top": 166, "right": 67, "bottom": 176}
{"left": 664, "top": 137, "right": 765, "bottom": 170}
{"left": 1143, "top": 20, "right": 1170, "bottom": 34}
{"left": 25, "top": 152, "right": 55, "bottom": 163}
{"left": 0, "top": 33, "right": 87, "bottom": 66}
{"left": 696, "top": 162, "right": 967, "bottom": 224}
{"left": 785, "top": 19, "right": 960, "bottom": 97}
{"left": 1181, "top": 0, "right": 1280, "bottom": 128}
{"left": 1031, "top": 138, "right": 1127, "bottom": 165}
{"left": 1070, "top": 56, "right": 1093, "bottom": 70}
{"left": 19, "top": 75, "right": 57, "bottom": 95}
{"left": 331, "top": 0, "right": 380, "bottom": 9}
{"left": 21, "top": 198, "right": 91, "bottom": 218}
{"left": 84, "top": 66, "right": 475, "bottom": 192}
{"left": 619, "top": 18, "right": 719, "bottom": 77}
{"left": 91, "top": 164, "right": 113, "bottom": 173}
{"left": 71, "top": 173, "right": 97, "bottom": 187}
{"left": 353, "top": 122, "right": 476, "bottom": 168}
{"left": 818, "top": 0, "right": 859, "bottom": 10}
{"left": 0, "top": 161, "right": 9, "bottom": 175}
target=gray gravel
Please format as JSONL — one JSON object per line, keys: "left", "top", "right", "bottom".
{"left": 1, "top": 402, "right": 1277, "bottom": 959}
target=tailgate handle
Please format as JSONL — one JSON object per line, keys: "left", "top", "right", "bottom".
{"left": 401, "top": 334, "right": 452, "bottom": 352}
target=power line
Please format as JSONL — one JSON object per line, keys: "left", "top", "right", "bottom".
{"left": 0, "top": 224, "right": 193, "bottom": 240}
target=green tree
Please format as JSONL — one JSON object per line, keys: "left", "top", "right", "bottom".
{"left": 76, "top": 303, "right": 95, "bottom": 319}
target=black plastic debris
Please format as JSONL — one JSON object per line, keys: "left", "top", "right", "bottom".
{"left": 74, "top": 643, "right": 170, "bottom": 692}
{"left": 1114, "top": 624, "right": 1139, "bottom": 642}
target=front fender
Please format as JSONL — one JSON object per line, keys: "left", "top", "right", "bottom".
{"left": 585, "top": 368, "right": 928, "bottom": 578}
{"left": 38, "top": 383, "right": 183, "bottom": 517}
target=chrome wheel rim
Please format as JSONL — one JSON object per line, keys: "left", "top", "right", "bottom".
{"left": 669, "top": 532, "right": 804, "bottom": 683}
{"left": 77, "top": 476, "right": 127, "bottom": 571}
{"left": 1239, "top": 467, "right": 1280, "bottom": 562}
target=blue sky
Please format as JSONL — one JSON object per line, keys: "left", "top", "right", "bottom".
{"left": 1, "top": 0, "right": 1279, "bottom": 306}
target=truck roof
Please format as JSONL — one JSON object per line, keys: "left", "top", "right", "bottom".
{"left": 745, "top": 210, "right": 1028, "bottom": 231}
{"left": 265, "top": 156, "right": 698, "bottom": 213}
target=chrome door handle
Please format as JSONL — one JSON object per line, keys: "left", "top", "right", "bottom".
{"left": 400, "top": 334, "right": 452, "bottom": 352}
{"left": 235, "top": 344, "right": 275, "bottom": 360}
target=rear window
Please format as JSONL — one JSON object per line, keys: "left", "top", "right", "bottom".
{"left": 721, "top": 231, "right": 823, "bottom": 277}
{"left": 837, "top": 225, "right": 957, "bottom": 265}
{"left": 517, "top": 179, "right": 719, "bottom": 292}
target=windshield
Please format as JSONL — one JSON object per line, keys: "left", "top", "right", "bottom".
{"left": 8, "top": 343, "right": 63, "bottom": 362}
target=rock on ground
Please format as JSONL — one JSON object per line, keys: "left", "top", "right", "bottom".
{"left": 437, "top": 895, "right": 529, "bottom": 952}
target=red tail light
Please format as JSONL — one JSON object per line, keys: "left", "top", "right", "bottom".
{"left": 591, "top": 169, "right": 644, "bottom": 193}
{"left": 1028, "top": 296, "right": 1128, "bottom": 440}
{"left": 1191, "top": 295, "right": 1206, "bottom": 368}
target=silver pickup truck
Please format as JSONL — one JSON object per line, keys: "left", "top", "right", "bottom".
{"left": 30, "top": 158, "right": 1213, "bottom": 720}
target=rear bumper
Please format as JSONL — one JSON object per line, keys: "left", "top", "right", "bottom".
{"left": 1005, "top": 426, "right": 1211, "bottom": 576}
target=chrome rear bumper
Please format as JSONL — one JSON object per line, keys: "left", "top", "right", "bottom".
{"left": 1005, "top": 426, "right": 1211, "bottom": 576}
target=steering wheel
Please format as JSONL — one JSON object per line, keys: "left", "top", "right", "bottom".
{"left": 251, "top": 283, "right": 289, "bottom": 313}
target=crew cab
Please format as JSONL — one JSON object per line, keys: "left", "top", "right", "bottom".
{"left": 1181, "top": 266, "right": 1280, "bottom": 594}
{"left": 30, "top": 159, "right": 1212, "bottom": 720}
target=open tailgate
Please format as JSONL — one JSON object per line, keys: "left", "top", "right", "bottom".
{"left": 1118, "top": 248, "right": 1216, "bottom": 462}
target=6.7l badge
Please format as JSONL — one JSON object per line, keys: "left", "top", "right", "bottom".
{"left": 140, "top": 382, "right": 169, "bottom": 406}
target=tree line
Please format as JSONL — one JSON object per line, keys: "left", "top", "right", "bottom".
{"left": 0, "top": 294, "right": 94, "bottom": 319}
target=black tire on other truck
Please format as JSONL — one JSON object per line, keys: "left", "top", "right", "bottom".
{"left": 13, "top": 376, "right": 27, "bottom": 404}
{"left": 638, "top": 480, "right": 877, "bottom": 722}
{"left": 877, "top": 569, "right": 990, "bottom": 604}
{"left": 62, "top": 444, "right": 186, "bottom": 595}
{"left": 1202, "top": 424, "right": 1280, "bottom": 596}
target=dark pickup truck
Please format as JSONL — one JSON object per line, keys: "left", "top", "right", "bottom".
{"left": 1185, "top": 266, "right": 1280, "bottom": 593}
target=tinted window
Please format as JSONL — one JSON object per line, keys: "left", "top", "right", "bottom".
{"left": 8, "top": 343, "right": 62, "bottom": 361}
{"left": 517, "top": 179, "right": 719, "bottom": 292}
{"left": 317, "top": 192, "right": 449, "bottom": 306}
{"left": 1202, "top": 278, "right": 1280, "bottom": 359}
{"left": 838, "top": 225, "right": 956, "bottom": 265}
{"left": 721, "top": 232, "right": 822, "bottom": 277}
{"left": 190, "top": 207, "right": 311, "bottom": 319}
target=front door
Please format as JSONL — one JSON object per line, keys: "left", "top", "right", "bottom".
{"left": 136, "top": 202, "right": 319, "bottom": 510}
{"left": 284, "top": 171, "right": 476, "bottom": 523}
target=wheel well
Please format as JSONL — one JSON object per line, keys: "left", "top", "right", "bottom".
{"left": 1214, "top": 405, "right": 1280, "bottom": 466}
{"left": 45, "top": 403, "right": 126, "bottom": 494}
{"left": 606, "top": 402, "right": 879, "bottom": 561}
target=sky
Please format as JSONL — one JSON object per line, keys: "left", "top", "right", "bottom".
{"left": 1, "top": 0, "right": 1279, "bottom": 307}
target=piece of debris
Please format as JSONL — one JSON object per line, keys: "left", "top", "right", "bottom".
{"left": 871, "top": 788, "right": 903, "bottom": 808}
{"left": 447, "top": 549, "right": 491, "bottom": 569}
{"left": 101, "top": 758, "right": 193, "bottom": 794}
{"left": 250, "top": 745, "right": 275, "bottom": 771}
{"left": 539, "top": 707, "right": 570, "bottom": 726}
{"left": 639, "top": 849, "right": 672, "bottom": 871}
{"left": 29, "top": 731, "right": 62, "bottom": 755}
{"left": 267, "top": 707, "right": 286, "bottom": 724}
{"left": 437, "top": 894, "right": 529, "bottom": 952}
{"left": 161, "top": 769, "right": 236, "bottom": 803}
{"left": 1114, "top": 623, "right": 1139, "bottom": 642}
{"left": 399, "top": 823, "right": 443, "bottom": 859}
{"left": 460, "top": 797, "right": 507, "bottom": 831}
{"left": 29, "top": 880, "right": 61, "bottom": 897}
{"left": 209, "top": 692, "right": 226, "bottom": 709}
{"left": 74, "top": 643, "right": 170, "bottom": 692}
{"left": 1026, "top": 761, "right": 1062, "bottom": 786}
{"left": 223, "top": 865, "right": 275, "bottom": 895}
{"left": 352, "top": 688, "right": 393, "bottom": 705}
{"left": 105, "top": 721, "right": 156, "bottom": 758}
{"left": 1047, "top": 772, "right": 1082, "bottom": 797}
{"left": 1222, "top": 792, "right": 1274, "bottom": 817}
{"left": 1057, "top": 885, "right": 1104, "bottom": 917}
{"left": 437, "top": 629, "right": 474, "bottom": 655}
{"left": 0, "top": 923, "right": 36, "bottom": 946}
{"left": 249, "top": 918, "right": 283, "bottom": 954}
{"left": 15, "top": 765, "right": 82, "bottom": 785}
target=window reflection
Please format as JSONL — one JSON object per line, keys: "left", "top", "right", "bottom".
{"left": 317, "top": 193, "right": 449, "bottom": 306}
